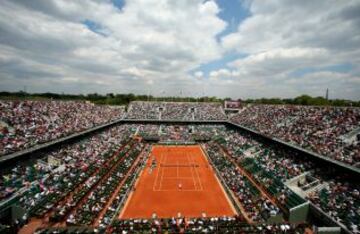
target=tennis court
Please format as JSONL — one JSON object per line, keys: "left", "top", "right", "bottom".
{"left": 120, "top": 145, "right": 237, "bottom": 218}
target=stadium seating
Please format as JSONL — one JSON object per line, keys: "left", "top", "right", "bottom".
{"left": 107, "top": 216, "right": 307, "bottom": 233}
{"left": 0, "top": 100, "right": 125, "bottom": 156}
{"left": 9, "top": 125, "right": 132, "bottom": 215}
{"left": 70, "top": 143, "right": 143, "bottom": 225}
{"left": 0, "top": 111, "right": 358, "bottom": 233}
{"left": 126, "top": 101, "right": 227, "bottom": 120}
{"left": 206, "top": 143, "right": 281, "bottom": 222}
{"left": 307, "top": 182, "right": 360, "bottom": 232}
{"left": 231, "top": 105, "right": 360, "bottom": 166}
{"left": 213, "top": 127, "right": 359, "bottom": 233}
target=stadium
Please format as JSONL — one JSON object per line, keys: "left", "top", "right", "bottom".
{"left": 1, "top": 0, "right": 360, "bottom": 233}
{"left": 0, "top": 100, "right": 359, "bottom": 234}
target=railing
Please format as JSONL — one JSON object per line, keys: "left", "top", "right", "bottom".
{"left": 199, "top": 144, "right": 242, "bottom": 216}
{"left": 0, "top": 118, "right": 124, "bottom": 165}
{"left": 110, "top": 145, "right": 149, "bottom": 224}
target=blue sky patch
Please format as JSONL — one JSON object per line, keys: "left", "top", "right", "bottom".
{"left": 82, "top": 19, "right": 108, "bottom": 37}
{"left": 290, "top": 63, "right": 353, "bottom": 77}
{"left": 192, "top": 51, "right": 247, "bottom": 77}
{"left": 111, "top": 0, "right": 125, "bottom": 10}
{"left": 215, "top": 0, "right": 251, "bottom": 41}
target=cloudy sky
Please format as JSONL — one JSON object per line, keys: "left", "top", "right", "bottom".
{"left": 0, "top": 0, "right": 359, "bottom": 100}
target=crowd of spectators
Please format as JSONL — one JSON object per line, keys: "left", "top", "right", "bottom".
{"left": 98, "top": 155, "right": 146, "bottom": 230}
{"left": 194, "top": 103, "right": 227, "bottom": 120}
{"left": 231, "top": 105, "right": 360, "bottom": 166}
{"left": 0, "top": 162, "right": 51, "bottom": 202}
{"left": 31, "top": 217, "right": 309, "bottom": 233}
{"left": 161, "top": 102, "right": 193, "bottom": 120}
{"left": 131, "top": 124, "right": 226, "bottom": 143}
{"left": 68, "top": 142, "right": 143, "bottom": 226}
{"left": 1, "top": 122, "right": 359, "bottom": 233}
{"left": 1, "top": 125, "right": 132, "bottom": 218}
{"left": 126, "top": 101, "right": 162, "bottom": 120}
{"left": 0, "top": 100, "right": 227, "bottom": 158}
{"left": 212, "top": 127, "right": 359, "bottom": 233}
{"left": 126, "top": 101, "right": 227, "bottom": 120}
{"left": 0, "top": 100, "right": 125, "bottom": 156}
{"left": 205, "top": 143, "right": 281, "bottom": 223}
{"left": 137, "top": 124, "right": 159, "bottom": 137}
{"left": 215, "top": 129, "right": 313, "bottom": 181}
{"left": 159, "top": 125, "right": 193, "bottom": 141}
{"left": 307, "top": 180, "right": 360, "bottom": 233}
{"left": 109, "top": 216, "right": 308, "bottom": 233}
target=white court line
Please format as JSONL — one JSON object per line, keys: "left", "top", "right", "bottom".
{"left": 189, "top": 152, "right": 203, "bottom": 191}
{"left": 152, "top": 152, "right": 163, "bottom": 191}
{"left": 158, "top": 152, "right": 167, "bottom": 191}
{"left": 187, "top": 153, "right": 198, "bottom": 190}
{"left": 176, "top": 159, "right": 179, "bottom": 178}
{"left": 153, "top": 147, "right": 204, "bottom": 192}
{"left": 155, "top": 189, "right": 200, "bottom": 191}
{"left": 161, "top": 177, "right": 195, "bottom": 179}
{"left": 156, "top": 149, "right": 203, "bottom": 192}
{"left": 193, "top": 153, "right": 203, "bottom": 191}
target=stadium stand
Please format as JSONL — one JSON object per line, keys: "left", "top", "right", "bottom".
{"left": 67, "top": 142, "right": 144, "bottom": 226}
{"left": 0, "top": 100, "right": 125, "bottom": 156}
{"left": 205, "top": 142, "right": 282, "bottom": 223}
{"left": 1, "top": 125, "right": 132, "bottom": 211}
{"left": 109, "top": 217, "right": 308, "bottom": 233}
{"left": 212, "top": 128, "right": 359, "bottom": 233}
{"left": 231, "top": 105, "right": 360, "bottom": 166}
{"left": 126, "top": 101, "right": 227, "bottom": 120}
{"left": 0, "top": 100, "right": 359, "bottom": 233}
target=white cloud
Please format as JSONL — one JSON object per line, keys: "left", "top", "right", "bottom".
{"left": 228, "top": 47, "right": 331, "bottom": 77}
{"left": 222, "top": 0, "right": 360, "bottom": 55}
{"left": 194, "top": 71, "right": 203, "bottom": 78}
{"left": 0, "top": 0, "right": 359, "bottom": 100}
{"left": 0, "top": 0, "right": 226, "bottom": 95}
{"left": 215, "top": 0, "right": 360, "bottom": 100}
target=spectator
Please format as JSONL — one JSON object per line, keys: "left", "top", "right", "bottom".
{"left": 231, "top": 105, "right": 360, "bottom": 166}
{"left": 126, "top": 101, "right": 227, "bottom": 121}
{"left": 0, "top": 100, "right": 125, "bottom": 156}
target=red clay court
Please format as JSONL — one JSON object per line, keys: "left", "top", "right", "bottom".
{"left": 120, "top": 145, "right": 237, "bottom": 219}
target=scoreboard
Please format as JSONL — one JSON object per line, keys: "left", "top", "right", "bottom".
{"left": 224, "top": 100, "right": 241, "bottom": 109}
